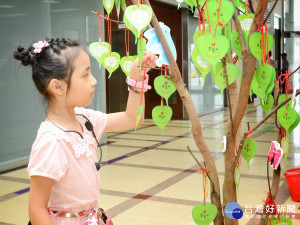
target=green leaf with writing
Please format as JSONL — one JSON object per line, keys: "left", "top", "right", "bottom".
{"left": 237, "top": 14, "right": 254, "bottom": 35}
{"left": 123, "top": 14, "right": 147, "bottom": 43}
{"left": 120, "top": 55, "right": 136, "bottom": 77}
{"left": 100, "top": 52, "right": 120, "bottom": 78}
{"left": 103, "top": 0, "right": 115, "bottom": 16}
{"left": 125, "top": 4, "right": 152, "bottom": 37}
{"left": 137, "top": 37, "right": 146, "bottom": 69}
{"left": 260, "top": 94, "right": 274, "bottom": 114}
{"left": 89, "top": 42, "right": 110, "bottom": 68}
{"left": 152, "top": 105, "right": 172, "bottom": 135}
{"left": 249, "top": 32, "right": 274, "bottom": 64}
{"left": 192, "top": 48, "right": 211, "bottom": 85}
{"left": 278, "top": 94, "right": 296, "bottom": 109}
{"left": 212, "top": 62, "right": 239, "bottom": 95}
{"left": 136, "top": 104, "right": 143, "bottom": 129}
{"left": 194, "top": 27, "right": 211, "bottom": 46}
{"left": 235, "top": 166, "right": 241, "bottom": 191}
{"left": 277, "top": 107, "right": 298, "bottom": 131}
{"left": 271, "top": 217, "right": 292, "bottom": 225}
{"left": 230, "top": 30, "right": 248, "bottom": 57}
{"left": 192, "top": 204, "right": 218, "bottom": 225}
{"left": 241, "top": 137, "right": 257, "bottom": 170}
{"left": 205, "top": 0, "right": 234, "bottom": 32}
{"left": 154, "top": 76, "right": 177, "bottom": 106}
{"left": 255, "top": 64, "right": 273, "bottom": 92}
{"left": 251, "top": 74, "right": 265, "bottom": 100}
{"left": 288, "top": 113, "right": 300, "bottom": 136}
{"left": 265, "top": 67, "right": 276, "bottom": 95}
{"left": 120, "top": 0, "right": 127, "bottom": 11}
{"left": 197, "top": 34, "right": 230, "bottom": 71}
{"left": 281, "top": 136, "right": 289, "bottom": 166}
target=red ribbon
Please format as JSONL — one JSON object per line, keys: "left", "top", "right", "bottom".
{"left": 263, "top": 192, "right": 278, "bottom": 225}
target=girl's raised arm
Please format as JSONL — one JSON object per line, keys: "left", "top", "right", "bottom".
{"left": 104, "top": 51, "right": 157, "bottom": 132}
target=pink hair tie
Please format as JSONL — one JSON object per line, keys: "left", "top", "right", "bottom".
{"left": 33, "top": 41, "right": 49, "bottom": 53}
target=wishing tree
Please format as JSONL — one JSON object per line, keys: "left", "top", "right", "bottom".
{"left": 89, "top": 0, "right": 300, "bottom": 224}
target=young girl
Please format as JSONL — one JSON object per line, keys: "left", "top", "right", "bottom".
{"left": 13, "top": 38, "right": 157, "bottom": 225}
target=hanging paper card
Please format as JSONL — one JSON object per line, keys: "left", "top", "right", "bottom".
{"left": 154, "top": 76, "right": 177, "bottom": 106}
{"left": 255, "top": 64, "right": 273, "bottom": 92}
{"left": 212, "top": 62, "right": 239, "bottom": 95}
{"left": 192, "top": 204, "right": 218, "bottom": 225}
{"left": 265, "top": 67, "right": 276, "bottom": 95}
{"left": 241, "top": 137, "right": 257, "bottom": 169}
{"left": 123, "top": 15, "right": 147, "bottom": 43}
{"left": 230, "top": 30, "right": 248, "bottom": 57}
{"left": 277, "top": 107, "right": 298, "bottom": 131}
{"left": 137, "top": 37, "right": 146, "bottom": 69}
{"left": 249, "top": 32, "right": 274, "bottom": 63}
{"left": 234, "top": 166, "right": 241, "bottom": 191}
{"left": 197, "top": 34, "right": 230, "bottom": 71}
{"left": 184, "top": 0, "right": 196, "bottom": 9}
{"left": 136, "top": 104, "right": 143, "bottom": 128}
{"left": 125, "top": 4, "right": 152, "bottom": 37}
{"left": 103, "top": 0, "right": 115, "bottom": 16}
{"left": 288, "top": 113, "right": 300, "bottom": 136}
{"left": 177, "top": 0, "right": 184, "bottom": 9}
{"left": 144, "top": 22, "right": 177, "bottom": 67}
{"left": 192, "top": 48, "right": 211, "bottom": 85}
{"left": 120, "top": 0, "right": 127, "bottom": 11}
{"left": 120, "top": 56, "right": 136, "bottom": 77}
{"left": 260, "top": 94, "right": 274, "bottom": 114}
{"left": 205, "top": 0, "right": 234, "bottom": 32}
{"left": 281, "top": 136, "right": 289, "bottom": 164}
{"left": 89, "top": 42, "right": 110, "bottom": 68}
{"left": 115, "top": 0, "right": 121, "bottom": 19}
{"left": 249, "top": 87, "right": 254, "bottom": 102}
{"left": 237, "top": 14, "right": 254, "bottom": 34}
{"left": 268, "top": 141, "right": 283, "bottom": 170}
{"left": 278, "top": 94, "right": 296, "bottom": 109}
{"left": 152, "top": 105, "right": 172, "bottom": 135}
{"left": 100, "top": 52, "right": 120, "bottom": 78}
{"left": 251, "top": 75, "right": 265, "bottom": 100}
{"left": 271, "top": 217, "right": 292, "bottom": 225}
{"left": 194, "top": 26, "right": 211, "bottom": 45}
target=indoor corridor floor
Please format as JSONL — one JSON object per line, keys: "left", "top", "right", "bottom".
{"left": 0, "top": 100, "right": 299, "bottom": 225}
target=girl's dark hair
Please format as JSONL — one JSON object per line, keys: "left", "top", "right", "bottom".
{"left": 13, "top": 38, "right": 81, "bottom": 101}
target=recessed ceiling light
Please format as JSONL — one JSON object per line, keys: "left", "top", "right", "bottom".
{"left": 0, "top": 5, "right": 15, "bottom": 8}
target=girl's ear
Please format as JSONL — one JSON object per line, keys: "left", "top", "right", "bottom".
{"left": 48, "top": 79, "right": 66, "bottom": 96}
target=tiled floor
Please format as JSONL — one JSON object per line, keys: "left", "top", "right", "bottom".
{"left": 0, "top": 100, "right": 299, "bottom": 225}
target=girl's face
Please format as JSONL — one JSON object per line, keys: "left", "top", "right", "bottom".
{"left": 66, "top": 50, "right": 97, "bottom": 107}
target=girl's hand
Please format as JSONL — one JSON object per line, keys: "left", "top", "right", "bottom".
{"left": 130, "top": 51, "right": 158, "bottom": 81}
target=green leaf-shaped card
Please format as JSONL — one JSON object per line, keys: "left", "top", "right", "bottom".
{"left": 120, "top": 56, "right": 136, "bottom": 77}
{"left": 123, "top": 14, "right": 147, "bottom": 43}
{"left": 241, "top": 137, "right": 257, "bottom": 169}
{"left": 237, "top": 14, "right": 254, "bottom": 34}
{"left": 212, "top": 62, "right": 239, "bottom": 95}
{"left": 103, "top": 0, "right": 115, "bottom": 16}
{"left": 100, "top": 52, "right": 120, "bottom": 78}
{"left": 278, "top": 94, "right": 296, "bottom": 109}
{"left": 251, "top": 74, "right": 265, "bottom": 100}
{"left": 192, "top": 48, "right": 211, "bottom": 85}
{"left": 152, "top": 105, "right": 172, "bottom": 135}
{"left": 260, "top": 94, "right": 274, "bottom": 114}
{"left": 281, "top": 136, "right": 289, "bottom": 165}
{"left": 230, "top": 30, "right": 248, "bottom": 57}
{"left": 288, "top": 113, "right": 300, "bottom": 136}
{"left": 277, "top": 107, "right": 298, "bottom": 131}
{"left": 125, "top": 4, "right": 152, "bottom": 37}
{"left": 265, "top": 67, "right": 276, "bottom": 95}
{"left": 89, "top": 42, "right": 110, "bottom": 68}
{"left": 137, "top": 37, "right": 146, "bottom": 69}
{"left": 271, "top": 217, "right": 292, "bottom": 225}
{"left": 234, "top": 166, "right": 241, "bottom": 191}
{"left": 249, "top": 32, "right": 274, "bottom": 63}
{"left": 205, "top": 0, "right": 234, "bottom": 32}
{"left": 192, "top": 204, "right": 218, "bottom": 225}
{"left": 154, "top": 76, "right": 177, "bottom": 106}
{"left": 194, "top": 26, "right": 211, "bottom": 46}
{"left": 197, "top": 34, "right": 230, "bottom": 71}
{"left": 255, "top": 64, "right": 273, "bottom": 92}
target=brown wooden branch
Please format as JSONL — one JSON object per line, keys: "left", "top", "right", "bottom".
{"left": 263, "top": 0, "right": 279, "bottom": 24}
{"left": 232, "top": 7, "right": 246, "bottom": 55}
{"left": 223, "top": 61, "right": 233, "bottom": 134}
{"left": 91, "top": 11, "right": 124, "bottom": 24}
{"left": 142, "top": 0, "right": 223, "bottom": 224}
{"left": 233, "top": 90, "right": 300, "bottom": 168}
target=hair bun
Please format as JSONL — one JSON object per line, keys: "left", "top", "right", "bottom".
{"left": 13, "top": 47, "right": 34, "bottom": 66}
